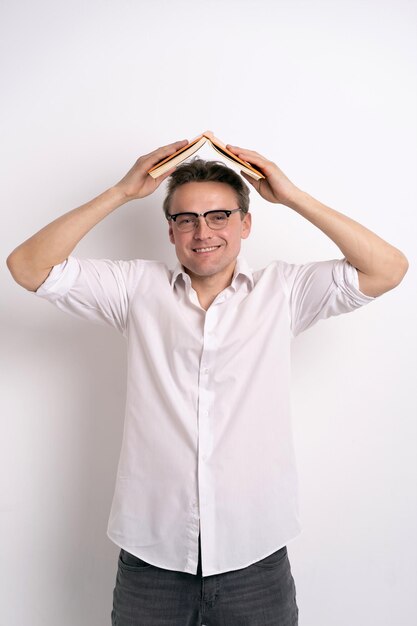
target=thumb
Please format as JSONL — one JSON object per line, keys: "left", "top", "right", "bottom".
{"left": 240, "top": 171, "right": 257, "bottom": 188}
{"left": 241, "top": 171, "right": 265, "bottom": 195}
{"left": 154, "top": 166, "right": 176, "bottom": 186}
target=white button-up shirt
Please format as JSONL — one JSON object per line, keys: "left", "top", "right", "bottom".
{"left": 35, "top": 255, "right": 375, "bottom": 576}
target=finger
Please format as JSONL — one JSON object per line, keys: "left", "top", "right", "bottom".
{"left": 162, "top": 138, "right": 189, "bottom": 152}
{"left": 227, "top": 144, "right": 268, "bottom": 164}
{"left": 153, "top": 165, "right": 176, "bottom": 184}
{"left": 240, "top": 171, "right": 257, "bottom": 188}
{"left": 227, "top": 143, "right": 249, "bottom": 151}
{"left": 227, "top": 144, "right": 262, "bottom": 156}
{"left": 144, "top": 139, "right": 189, "bottom": 164}
{"left": 241, "top": 171, "right": 267, "bottom": 195}
{"left": 230, "top": 147, "right": 278, "bottom": 180}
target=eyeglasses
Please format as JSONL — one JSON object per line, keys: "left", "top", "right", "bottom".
{"left": 167, "top": 209, "right": 242, "bottom": 232}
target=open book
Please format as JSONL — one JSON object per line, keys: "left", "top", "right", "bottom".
{"left": 147, "top": 131, "right": 265, "bottom": 181}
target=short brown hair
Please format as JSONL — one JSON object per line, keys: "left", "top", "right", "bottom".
{"left": 162, "top": 157, "right": 250, "bottom": 218}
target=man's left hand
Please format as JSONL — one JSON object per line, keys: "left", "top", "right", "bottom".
{"left": 226, "top": 144, "right": 300, "bottom": 206}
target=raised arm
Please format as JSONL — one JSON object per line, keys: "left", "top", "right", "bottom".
{"left": 6, "top": 139, "right": 188, "bottom": 292}
{"left": 227, "top": 144, "right": 409, "bottom": 297}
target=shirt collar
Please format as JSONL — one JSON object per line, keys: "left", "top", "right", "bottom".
{"left": 170, "top": 255, "right": 254, "bottom": 290}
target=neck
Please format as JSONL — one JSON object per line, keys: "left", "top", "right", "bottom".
{"left": 186, "top": 264, "right": 236, "bottom": 311}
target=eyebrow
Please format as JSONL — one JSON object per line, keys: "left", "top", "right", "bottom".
{"left": 170, "top": 208, "right": 233, "bottom": 213}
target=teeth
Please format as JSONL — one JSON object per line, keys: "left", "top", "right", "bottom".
{"left": 194, "top": 246, "right": 219, "bottom": 253}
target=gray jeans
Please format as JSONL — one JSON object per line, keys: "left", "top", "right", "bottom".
{"left": 111, "top": 534, "right": 298, "bottom": 625}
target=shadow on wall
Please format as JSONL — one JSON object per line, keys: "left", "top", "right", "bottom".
{"left": 2, "top": 185, "right": 183, "bottom": 623}
{"left": 3, "top": 314, "right": 127, "bottom": 624}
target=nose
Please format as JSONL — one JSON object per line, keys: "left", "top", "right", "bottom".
{"left": 193, "top": 215, "right": 212, "bottom": 238}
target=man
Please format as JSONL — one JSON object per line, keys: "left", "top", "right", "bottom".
{"left": 7, "top": 138, "right": 408, "bottom": 625}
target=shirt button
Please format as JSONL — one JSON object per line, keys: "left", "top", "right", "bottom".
{"left": 203, "top": 368, "right": 209, "bottom": 375}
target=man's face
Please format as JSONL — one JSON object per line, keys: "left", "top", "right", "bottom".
{"left": 168, "top": 181, "right": 251, "bottom": 282}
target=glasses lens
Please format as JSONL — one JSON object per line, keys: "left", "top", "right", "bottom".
{"left": 176, "top": 214, "right": 198, "bottom": 231}
{"left": 206, "top": 211, "right": 229, "bottom": 228}
{"left": 173, "top": 210, "right": 232, "bottom": 231}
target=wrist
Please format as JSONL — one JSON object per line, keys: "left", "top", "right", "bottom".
{"left": 108, "top": 184, "right": 134, "bottom": 205}
{"left": 279, "top": 185, "right": 306, "bottom": 208}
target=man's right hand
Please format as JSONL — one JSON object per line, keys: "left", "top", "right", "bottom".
{"left": 6, "top": 138, "right": 189, "bottom": 291}
{"left": 114, "top": 139, "right": 188, "bottom": 201}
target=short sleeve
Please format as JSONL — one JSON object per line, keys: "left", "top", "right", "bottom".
{"left": 35, "top": 256, "right": 143, "bottom": 335}
{"left": 279, "top": 258, "right": 376, "bottom": 338}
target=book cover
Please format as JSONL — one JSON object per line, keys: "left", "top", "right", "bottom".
{"left": 148, "top": 131, "right": 265, "bottom": 181}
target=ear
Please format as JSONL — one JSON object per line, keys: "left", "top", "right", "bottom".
{"left": 241, "top": 212, "right": 252, "bottom": 240}
{"left": 169, "top": 224, "right": 175, "bottom": 245}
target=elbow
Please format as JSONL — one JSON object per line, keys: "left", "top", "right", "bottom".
{"left": 363, "top": 250, "right": 410, "bottom": 297}
{"left": 6, "top": 250, "right": 20, "bottom": 282}
{"left": 384, "top": 250, "right": 409, "bottom": 291}
{"left": 6, "top": 250, "right": 42, "bottom": 292}
{"left": 391, "top": 251, "right": 409, "bottom": 286}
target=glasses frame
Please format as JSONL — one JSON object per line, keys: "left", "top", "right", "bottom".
{"left": 167, "top": 208, "right": 243, "bottom": 231}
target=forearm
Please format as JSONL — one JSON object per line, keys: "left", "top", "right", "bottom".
{"left": 7, "top": 139, "right": 190, "bottom": 292}
{"left": 226, "top": 143, "right": 408, "bottom": 296}
{"left": 285, "top": 188, "right": 409, "bottom": 295}
{"left": 7, "top": 185, "right": 128, "bottom": 291}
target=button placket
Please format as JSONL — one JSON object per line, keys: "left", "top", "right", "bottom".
{"left": 197, "top": 307, "right": 218, "bottom": 545}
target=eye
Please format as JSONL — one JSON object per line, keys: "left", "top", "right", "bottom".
{"left": 177, "top": 214, "right": 196, "bottom": 226}
{"left": 210, "top": 212, "right": 227, "bottom": 222}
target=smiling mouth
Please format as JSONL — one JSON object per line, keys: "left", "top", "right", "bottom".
{"left": 192, "top": 245, "right": 221, "bottom": 253}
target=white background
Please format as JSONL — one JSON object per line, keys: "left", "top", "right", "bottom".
{"left": 1, "top": 1, "right": 416, "bottom": 624}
